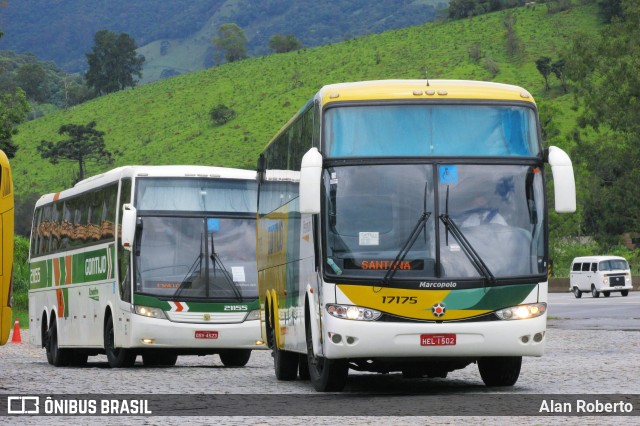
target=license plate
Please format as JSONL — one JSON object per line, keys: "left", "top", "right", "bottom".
{"left": 195, "top": 331, "right": 218, "bottom": 339}
{"left": 420, "top": 334, "right": 456, "bottom": 346}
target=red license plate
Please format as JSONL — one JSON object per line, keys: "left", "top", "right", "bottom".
{"left": 195, "top": 331, "right": 218, "bottom": 339}
{"left": 420, "top": 334, "right": 456, "bottom": 346}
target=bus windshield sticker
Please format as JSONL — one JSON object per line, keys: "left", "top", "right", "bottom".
{"left": 439, "top": 165, "right": 458, "bottom": 184}
{"left": 231, "top": 266, "right": 246, "bottom": 282}
{"left": 359, "top": 232, "right": 379, "bottom": 246}
{"left": 207, "top": 218, "right": 220, "bottom": 232}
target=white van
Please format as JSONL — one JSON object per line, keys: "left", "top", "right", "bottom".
{"left": 569, "top": 256, "right": 632, "bottom": 298}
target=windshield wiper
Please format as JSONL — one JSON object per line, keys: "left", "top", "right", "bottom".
{"left": 381, "top": 182, "right": 431, "bottom": 287}
{"left": 210, "top": 233, "right": 243, "bottom": 301}
{"left": 439, "top": 214, "right": 495, "bottom": 286}
{"left": 174, "top": 235, "right": 204, "bottom": 300}
{"left": 440, "top": 185, "right": 495, "bottom": 285}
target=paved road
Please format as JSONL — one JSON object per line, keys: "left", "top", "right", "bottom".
{"left": 548, "top": 291, "right": 640, "bottom": 330}
{"left": 1, "top": 294, "right": 638, "bottom": 425}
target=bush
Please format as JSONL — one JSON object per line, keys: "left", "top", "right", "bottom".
{"left": 12, "top": 236, "right": 30, "bottom": 311}
{"left": 209, "top": 104, "right": 237, "bottom": 126}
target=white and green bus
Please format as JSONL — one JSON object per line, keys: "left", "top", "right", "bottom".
{"left": 257, "top": 80, "right": 576, "bottom": 391}
{"left": 29, "top": 165, "right": 263, "bottom": 367}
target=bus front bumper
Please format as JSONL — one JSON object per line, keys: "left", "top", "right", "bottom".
{"left": 126, "top": 315, "right": 265, "bottom": 350}
{"left": 321, "top": 313, "right": 547, "bottom": 359}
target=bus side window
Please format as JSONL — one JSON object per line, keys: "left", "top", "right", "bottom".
{"left": 591, "top": 263, "right": 598, "bottom": 273}
{"left": 39, "top": 205, "right": 52, "bottom": 255}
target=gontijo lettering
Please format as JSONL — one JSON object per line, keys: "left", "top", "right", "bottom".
{"left": 85, "top": 256, "right": 107, "bottom": 276}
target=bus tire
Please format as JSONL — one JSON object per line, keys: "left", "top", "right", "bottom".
{"left": 591, "top": 285, "right": 599, "bottom": 298}
{"left": 46, "top": 318, "right": 70, "bottom": 367}
{"left": 603, "top": 291, "right": 610, "bottom": 297}
{"left": 478, "top": 356, "right": 521, "bottom": 387}
{"left": 621, "top": 290, "right": 629, "bottom": 297}
{"left": 572, "top": 287, "right": 582, "bottom": 299}
{"left": 104, "top": 315, "right": 136, "bottom": 368}
{"left": 305, "top": 306, "right": 348, "bottom": 392}
{"left": 266, "top": 303, "right": 298, "bottom": 380}
{"left": 219, "top": 349, "right": 251, "bottom": 367}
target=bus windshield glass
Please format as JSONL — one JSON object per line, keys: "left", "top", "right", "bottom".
{"left": 135, "top": 216, "right": 257, "bottom": 300}
{"left": 323, "top": 164, "right": 546, "bottom": 282}
{"left": 134, "top": 177, "right": 258, "bottom": 300}
{"left": 323, "top": 104, "right": 540, "bottom": 157}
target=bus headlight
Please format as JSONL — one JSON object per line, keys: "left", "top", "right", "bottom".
{"left": 134, "top": 305, "right": 167, "bottom": 319}
{"left": 245, "top": 310, "right": 260, "bottom": 321}
{"left": 326, "top": 304, "right": 381, "bottom": 321}
{"left": 495, "top": 303, "right": 546, "bottom": 320}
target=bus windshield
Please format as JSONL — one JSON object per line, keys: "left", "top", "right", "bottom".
{"left": 323, "top": 104, "right": 540, "bottom": 157}
{"left": 323, "top": 163, "right": 546, "bottom": 282}
{"left": 135, "top": 216, "right": 257, "bottom": 300}
{"left": 134, "top": 177, "right": 258, "bottom": 300}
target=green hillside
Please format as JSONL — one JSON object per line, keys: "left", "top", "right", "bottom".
{"left": 11, "top": 4, "right": 600, "bottom": 203}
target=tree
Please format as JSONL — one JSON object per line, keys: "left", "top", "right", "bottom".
{"left": 268, "top": 34, "right": 303, "bottom": 53}
{"left": 535, "top": 57, "right": 552, "bottom": 91}
{"left": 85, "top": 30, "right": 145, "bottom": 96}
{"left": 0, "top": 88, "right": 30, "bottom": 158}
{"left": 565, "top": 0, "right": 640, "bottom": 242}
{"left": 448, "top": 0, "right": 477, "bottom": 19}
{"left": 16, "top": 63, "right": 49, "bottom": 102}
{"left": 212, "top": 24, "right": 248, "bottom": 64}
{"left": 38, "top": 121, "right": 115, "bottom": 183}
{"left": 550, "top": 59, "right": 568, "bottom": 94}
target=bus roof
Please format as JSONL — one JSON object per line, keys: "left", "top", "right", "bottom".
{"left": 35, "top": 165, "right": 256, "bottom": 206}
{"left": 317, "top": 79, "right": 535, "bottom": 105}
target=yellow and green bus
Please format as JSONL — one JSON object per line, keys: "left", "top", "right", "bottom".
{"left": 0, "top": 150, "right": 14, "bottom": 345}
{"left": 256, "top": 80, "right": 576, "bottom": 391}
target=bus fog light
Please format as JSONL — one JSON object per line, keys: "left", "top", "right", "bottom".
{"left": 495, "top": 303, "right": 546, "bottom": 320}
{"left": 326, "top": 304, "right": 381, "bottom": 321}
{"left": 533, "top": 332, "right": 544, "bottom": 342}
{"left": 331, "top": 333, "right": 342, "bottom": 344}
{"left": 346, "top": 336, "right": 355, "bottom": 345}
{"left": 134, "top": 305, "right": 167, "bottom": 319}
{"left": 521, "top": 335, "right": 530, "bottom": 343}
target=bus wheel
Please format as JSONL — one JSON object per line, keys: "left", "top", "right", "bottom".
{"left": 572, "top": 287, "right": 582, "bottom": 299}
{"left": 305, "top": 308, "right": 348, "bottom": 392}
{"left": 591, "top": 285, "right": 600, "bottom": 298}
{"left": 621, "top": 290, "right": 629, "bottom": 297}
{"left": 478, "top": 356, "right": 521, "bottom": 387}
{"left": 603, "top": 291, "right": 610, "bottom": 297}
{"left": 46, "top": 318, "right": 70, "bottom": 367}
{"left": 219, "top": 349, "right": 251, "bottom": 367}
{"left": 104, "top": 316, "right": 136, "bottom": 368}
{"left": 143, "top": 352, "right": 178, "bottom": 367}
{"left": 266, "top": 307, "right": 298, "bottom": 380}
{"left": 298, "top": 354, "right": 310, "bottom": 380}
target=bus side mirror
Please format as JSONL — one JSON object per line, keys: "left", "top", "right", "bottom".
{"left": 121, "top": 203, "right": 137, "bottom": 250}
{"left": 299, "top": 147, "right": 323, "bottom": 214}
{"left": 547, "top": 146, "right": 576, "bottom": 213}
